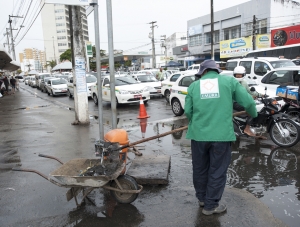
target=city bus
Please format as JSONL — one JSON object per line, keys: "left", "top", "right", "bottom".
{"left": 245, "top": 43, "right": 300, "bottom": 59}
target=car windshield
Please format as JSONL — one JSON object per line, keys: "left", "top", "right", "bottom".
{"left": 270, "top": 60, "right": 296, "bottom": 68}
{"left": 115, "top": 77, "right": 138, "bottom": 86}
{"left": 40, "top": 74, "right": 51, "bottom": 79}
{"left": 44, "top": 77, "right": 54, "bottom": 82}
{"left": 52, "top": 79, "right": 67, "bottom": 85}
{"left": 137, "top": 75, "right": 158, "bottom": 82}
{"left": 86, "top": 76, "right": 97, "bottom": 83}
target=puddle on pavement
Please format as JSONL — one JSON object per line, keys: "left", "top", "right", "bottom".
{"left": 124, "top": 118, "right": 300, "bottom": 227}
{"left": 0, "top": 147, "right": 21, "bottom": 171}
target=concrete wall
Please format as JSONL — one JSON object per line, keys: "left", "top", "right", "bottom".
{"left": 270, "top": 0, "right": 300, "bottom": 29}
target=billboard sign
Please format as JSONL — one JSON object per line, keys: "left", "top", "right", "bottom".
{"left": 256, "top": 34, "right": 271, "bottom": 49}
{"left": 44, "top": 0, "right": 90, "bottom": 6}
{"left": 271, "top": 25, "right": 300, "bottom": 47}
{"left": 220, "top": 37, "right": 252, "bottom": 58}
{"left": 188, "top": 24, "right": 202, "bottom": 36}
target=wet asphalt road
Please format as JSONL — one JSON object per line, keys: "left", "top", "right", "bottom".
{"left": 0, "top": 84, "right": 300, "bottom": 226}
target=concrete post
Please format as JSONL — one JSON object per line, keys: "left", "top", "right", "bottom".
{"left": 71, "top": 5, "right": 89, "bottom": 125}
{"left": 106, "top": 0, "right": 117, "bottom": 129}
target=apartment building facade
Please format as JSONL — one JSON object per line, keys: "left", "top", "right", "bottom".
{"left": 41, "top": 4, "right": 89, "bottom": 63}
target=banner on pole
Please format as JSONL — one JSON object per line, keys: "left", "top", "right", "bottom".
{"left": 75, "top": 57, "right": 87, "bottom": 93}
{"left": 85, "top": 41, "right": 93, "bottom": 58}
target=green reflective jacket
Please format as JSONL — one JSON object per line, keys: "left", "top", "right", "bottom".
{"left": 184, "top": 71, "right": 257, "bottom": 142}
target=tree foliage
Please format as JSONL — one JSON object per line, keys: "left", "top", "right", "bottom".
{"left": 60, "top": 49, "right": 72, "bottom": 62}
{"left": 45, "top": 60, "right": 57, "bottom": 70}
{"left": 89, "top": 46, "right": 107, "bottom": 71}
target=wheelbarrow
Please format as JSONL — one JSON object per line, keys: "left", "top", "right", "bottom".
{"left": 12, "top": 140, "right": 143, "bottom": 207}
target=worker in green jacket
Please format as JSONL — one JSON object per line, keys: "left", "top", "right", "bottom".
{"left": 184, "top": 59, "right": 257, "bottom": 216}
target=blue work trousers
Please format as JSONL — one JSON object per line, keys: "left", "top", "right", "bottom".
{"left": 191, "top": 140, "right": 232, "bottom": 210}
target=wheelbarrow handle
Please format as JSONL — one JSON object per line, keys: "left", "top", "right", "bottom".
{"left": 38, "top": 153, "right": 64, "bottom": 164}
{"left": 116, "top": 111, "right": 247, "bottom": 151}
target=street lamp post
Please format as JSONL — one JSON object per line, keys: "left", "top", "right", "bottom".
{"left": 52, "top": 36, "right": 56, "bottom": 62}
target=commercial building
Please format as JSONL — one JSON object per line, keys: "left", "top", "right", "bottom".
{"left": 186, "top": 0, "right": 300, "bottom": 65}
{"left": 162, "top": 32, "right": 187, "bottom": 64}
{"left": 19, "top": 48, "right": 46, "bottom": 72}
{"left": 41, "top": 4, "right": 89, "bottom": 63}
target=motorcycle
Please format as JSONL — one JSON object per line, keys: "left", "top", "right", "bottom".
{"left": 279, "top": 98, "right": 300, "bottom": 124}
{"left": 233, "top": 96, "right": 300, "bottom": 147}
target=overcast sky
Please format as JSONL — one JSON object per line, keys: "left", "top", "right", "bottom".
{"left": 0, "top": 0, "right": 253, "bottom": 61}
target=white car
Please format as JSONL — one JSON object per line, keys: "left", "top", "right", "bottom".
{"left": 90, "top": 76, "right": 150, "bottom": 106}
{"left": 28, "top": 76, "right": 37, "bottom": 87}
{"left": 169, "top": 74, "right": 196, "bottom": 116}
{"left": 67, "top": 74, "right": 97, "bottom": 98}
{"left": 257, "top": 67, "right": 300, "bottom": 98}
{"left": 45, "top": 78, "right": 68, "bottom": 96}
{"left": 132, "top": 73, "right": 162, "bottom": 97}
{"left": 36, "top": 73, "right": 51, "bottom": 90}
{"left": 161, "top": 72, "right": 190, "bottom": 102}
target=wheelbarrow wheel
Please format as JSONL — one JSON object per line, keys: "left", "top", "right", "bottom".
{"left": 110, "top": 175, "right": 139, "bottom": 204}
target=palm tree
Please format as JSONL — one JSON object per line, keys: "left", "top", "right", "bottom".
{"left": 44, "top": 60, "right": 57, "bottom": 70}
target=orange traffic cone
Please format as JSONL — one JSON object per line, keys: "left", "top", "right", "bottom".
{"left": 137, "top": 97, "right": 150, "bottom": 119}
{"left": 140, "top": 118, "right": 148, "bottom": 138}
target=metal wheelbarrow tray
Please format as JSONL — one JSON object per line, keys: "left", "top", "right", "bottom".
{"left": 12, "top": 154, "right": 142, "bottom": 206}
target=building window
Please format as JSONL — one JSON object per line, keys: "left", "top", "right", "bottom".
{"left": 214, "top": 31, "right": 219, "bottom": 43}
{"left": 57, "top": 36, "right": 66, "bottom": 40}
{"left": 205, "top": 32, "right": 211, "bottom": 44}
{"left": 55, "top": 16, "right": 64, "bottom": 20}
{"left": 55, "top": 9, "right": 64, "bottom": 13}
{"left": 258, "top": 19, "right": 267, "bottom": 34}
{"left": 189, "top": 34, "right": 202, "bottom": 47}
{"left": 59, "top": 49, "right": 67, "bottom": 53}
{"left": 223, "top": 26, "right": 241, "bottom": 40}
{"left": 57, "top": 29, "right": 66, "bottom": 33}
{"left": 56, "top": 23, "right": 65, "bottom": 27}
{"left": 58, "top": 43, "right": 67, "bottom": 46}
{"left": 245, "top": 22, "right": 252, "bottom": 36}
{"left": 181, "top": 37, "right": 187, "bottom": 40}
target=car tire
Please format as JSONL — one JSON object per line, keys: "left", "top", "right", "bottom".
{"left": 93, "top": 94, "right": 98, "bottom": 105}
{"left": 51, "top": 90, "right": 55, "bottom": 97}
{"left": 144, "top": 100, "right": 148, "bottom": 105}
{"left": 171, "top": 98, "right": 184, "bottom": 116}
{"left": 47, "top": 90, "right": 50, "bottom": 96}
{"left": 164, "top": 90, "right": 170, "bottom": 102}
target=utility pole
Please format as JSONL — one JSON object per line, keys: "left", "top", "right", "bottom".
{"left": 52, "top": 36, "right": 56, "bottom": 63}
{"left": 210, "top": 0, "right": 214, "bottom": 60}
{"left": 160, "top": 35, "right": 167, "bottom": 68}
{"left": 252, "top": 15, "right": 257, "bottom": 51}
{"left": 70, "top": 5, "right": 89, "bottom": 125}
{"left": 149, "top": 21, "right": 157, "bottom": 68}
{"left": 4, "top": 28, "right": 11, "bottom": 54}
{"left": 106, "top": 0, "right": 117, "bottom": 129}
{"left": 90, "top": 0, "right": 104, "bottom": 139}
{"left": 9, "top": 15, "right": 23, "bottom": 60}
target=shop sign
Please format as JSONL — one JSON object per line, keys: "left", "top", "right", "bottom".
{"left": 271, "top": 25, "right": 300, "bottom": 47}
{"left": 256, "top": 34, "right": 271, "bottom": 49}
{"left": 220, "top": 37, "right": 252, "bottom": 58}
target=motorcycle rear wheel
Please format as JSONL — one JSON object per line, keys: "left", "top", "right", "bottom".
{"left": 286, "top": 108, "right": 300, "bottom": 124}
{"left": 270, "top": 119, "right": 300, "bottom": 147}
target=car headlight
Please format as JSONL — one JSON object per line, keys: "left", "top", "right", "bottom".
{"left": 119, "top": 90, "right": 129, "bottom": 94}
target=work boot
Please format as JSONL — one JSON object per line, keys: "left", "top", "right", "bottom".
{"left": 198, "top": 201, "right": 204, "bottom": 207}
{"left": 202, "top": 204, "right": 227, "bottom": 215}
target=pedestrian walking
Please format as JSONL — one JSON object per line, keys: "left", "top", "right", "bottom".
{"left": 15, "top": 77, "right": 19, "bottom": 91}
{"left": 10, "top": 76, "right": 16, "bottom": 94}
{"left": 3, "top": 76, "right": 9, "bottom": 94}
{"left": 184, "top": 60, "right": 257, "bottom": 215}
